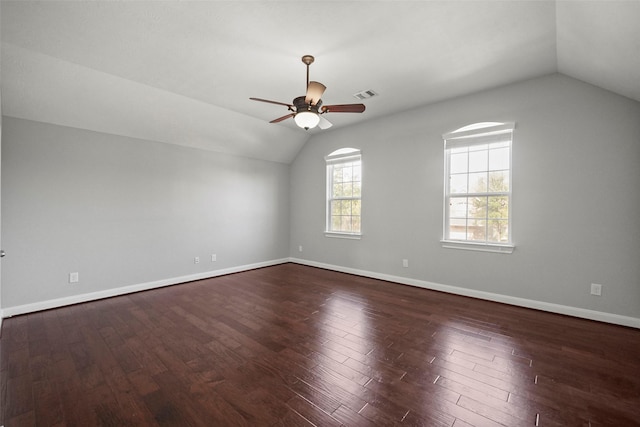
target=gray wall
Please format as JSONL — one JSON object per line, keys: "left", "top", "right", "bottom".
{"left": 2, "top": 73, "right": 639, "bottom": 322}
{"left": 290, "top": 74, "right": 640, "bottom": 319}
{"left": 0, "top": 95, "right": 3, "bottom": 320}
{"left": 2, "top": 117, "right": 290, "bottom": 308}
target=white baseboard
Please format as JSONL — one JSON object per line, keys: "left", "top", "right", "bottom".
{"left": 1, "top": 258, "right": 289, "bottom": 319}
{"left": 289, "top": 257, "right": 640, "bottom": 329}
{"left": 3, "top": 257, "right": 638, "bottom": 330}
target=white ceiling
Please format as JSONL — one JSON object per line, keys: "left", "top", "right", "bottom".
{"left": 1, "top": 1, "right": 639, "bottom": 163}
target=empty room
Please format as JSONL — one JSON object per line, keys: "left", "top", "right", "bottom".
{"left": 1, "top": 1, "right": 639, "bottom": 426}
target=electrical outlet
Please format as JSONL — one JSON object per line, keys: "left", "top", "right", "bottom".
{"left": 194, "top": 256, "right": 200, "bottom": 264}
{"left": 402, "top": 259, "right": 409, "bottom": 268}
{"left": 69, "top": 272, "right": 79, "bottom": 283}
{"left": 590, "top": 283, "right": 602, "bottom": 296}
{"left": 299, "top": 245, "right": 303, "bottom": 252}
{"left": 211, "top": 254, "right": 217, "bottom": 262}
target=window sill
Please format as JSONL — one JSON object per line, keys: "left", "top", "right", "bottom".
{"left": 440, "top": 240, "right": 514, "bottom": 254}
{"left": 325, "top": 232, "right": 362, "bottom": 240}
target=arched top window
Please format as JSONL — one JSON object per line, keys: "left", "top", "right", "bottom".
{"left": 442, "top": 122, "right": 515, "bottom": 253}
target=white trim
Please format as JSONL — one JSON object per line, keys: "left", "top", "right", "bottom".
{"left": 1, "top": 258, "right": 289, "bottom": 319}
{"left": 324, "top": 232, "right": 362, "bottom": 240}
{"left": 325, "top": 147, "right": 361, "bottom": 162}
{"left": 445, "top": 132, "right": 512, "bottom": 149}
{"left": 325, "top": 153, "right": 361, "bottom": 164}
{"left": 289, "top": 258, "right": 640, "bottom": 329}
{"left": 443, "top": 122, "right": 515, "bottom": 141}
{"left": 441, "top": 240, "right": 514, "bottom": 254}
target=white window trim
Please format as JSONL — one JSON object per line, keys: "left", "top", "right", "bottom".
{"left": 324, "top": 231, "right": 362, "bottom": 240}
{"left": 440, "top": 239, "right": 514, "bottom": 254}
{"left": 325, "top": 148, "right": 362, "bottom": 238}
{"left": 442, "top": 122, "right": 515, "bottom": 253}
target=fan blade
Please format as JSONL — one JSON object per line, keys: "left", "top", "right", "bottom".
{"left": 321, "top": 103, "right": 366, "bottom": 113}
{"left": 270, "top": 113, "right": 295, "bottom": 123}
{"left": 318, "top": 115, "right": 333, "bottom": 130}
{"left": 305, "top": 81, "right": 326, "bottom": 106}
{"left": 250, "top": 98, "right": 294, "bottom": 109}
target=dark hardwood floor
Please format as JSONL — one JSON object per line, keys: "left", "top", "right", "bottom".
{"left": 1, "top": 263, "right": 639, "bottom": 426}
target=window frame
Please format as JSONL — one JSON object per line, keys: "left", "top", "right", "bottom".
{"left": 442, "top": 122, "right": 515, "bottom": 253}
{"left": 325, "top": 148, "right": 362, "bottom": 239}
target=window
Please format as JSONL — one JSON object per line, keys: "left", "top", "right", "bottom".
{"left": 442, "top": 122, "right": 514, "bottom": 253}
{"left": 326, "top": 148, "right": 362, "bottom": 238}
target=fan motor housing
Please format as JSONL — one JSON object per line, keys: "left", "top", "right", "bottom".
{"left": 293, "top": 96, "right": 321, "bottom": 113}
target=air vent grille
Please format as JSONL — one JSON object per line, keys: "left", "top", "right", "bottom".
{"left": 353, "top": 89, "right": 378, "bottom": 100}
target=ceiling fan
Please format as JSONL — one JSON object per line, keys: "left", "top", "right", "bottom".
{"left": 250, "top": 55, "right": 366, "bottom": 130}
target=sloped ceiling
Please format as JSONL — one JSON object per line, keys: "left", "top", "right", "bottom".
{"left": 1, "top": 1, "right": 638, "bottom": 163}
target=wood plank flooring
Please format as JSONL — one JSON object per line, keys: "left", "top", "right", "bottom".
{"left": 1, "top": 263, "right": 639, "bottom": 426}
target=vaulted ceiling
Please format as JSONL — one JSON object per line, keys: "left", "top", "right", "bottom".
{"left": 2, "top": 1, "right": 639, "bottom": 163}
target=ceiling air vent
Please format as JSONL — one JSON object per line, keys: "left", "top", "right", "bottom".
{"left": 353, "top": 89, "right": 378, "bottom": 100}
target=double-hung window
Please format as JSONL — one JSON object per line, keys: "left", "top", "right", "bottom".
{"left": 442, "top": 122, "right": 514, "bottom": 253}
{"left": 325, "top": 148, "right": 362, "bottom": 238}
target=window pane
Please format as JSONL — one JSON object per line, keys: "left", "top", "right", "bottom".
{"left": 331, "top": 216, "right": 341, "bottom": 231}
{"left": 352, "top": 182, "right": 361, "bottom": 197}
{"left": 468, "top": 220, "right": 486, "bottom": 241}
{"left": 342, "top": 182, "right": 353, "bottom": 197}
{"left": 469, "top": 144, "right": 488, "bottom": 152}
{"left": 449, "top": 174, "right": 467, "bottom": 194}
{"left": 468, "top": 197, "right": 487, "bottom": 219}
{"left": 332, "top": 183, "right": 342, "bottom": 197}
{"left": 489, "top": 147, "right": 509, "bottom": 171}
{"left": 489, "top": 171, "right": 509, "bottom": 192}
{"left": 341, "top": 216, "right": 352, "bottom": 232}
{"left": 469, "top": 172, "right": 487, "bottom": 193}
{"left": 331, "top": 201, "right": 340, "bottom": 216}
{"left": 449, "top": 218, "right": 466, "bottom": 240}
{"left": 469, "top": 149, "right": 488, "bottom": 172}
{"left": 449, "top": 197, "right": 468, "bottom": 218}
{"left": 488, "top": 220, "right": 509, "bottom": 242}
{"left": 333, "top": 165, "right": 343, "bottom": 182}
{"left": 340, "top": 200, "right": 351, "bottom": 215}
{"left": 488, "top": 196, "right": 509, "bottom": 219}
{"left": 342, "top": 165, "right": 353, "bottom": 182}
{"left": 352, "top": 200, "right": 361, "bottom": 216}
{"left": 450, "top": 152, "right": 468, "bottom": 174}
{"left": 352, "top": 216, "right": 361, "bottom": 233}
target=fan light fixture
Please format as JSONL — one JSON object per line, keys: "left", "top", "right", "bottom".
{"left": 294, "top": 111, "right": 320, "bottom": 130}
